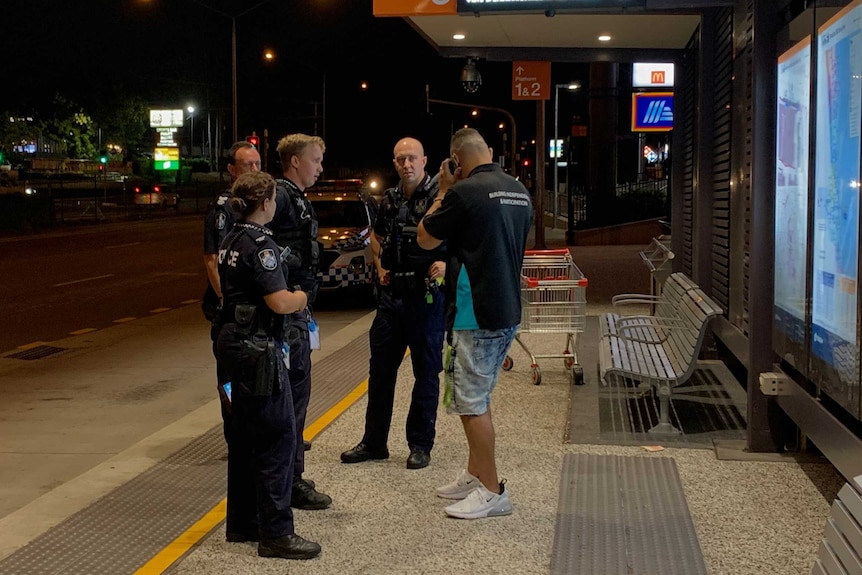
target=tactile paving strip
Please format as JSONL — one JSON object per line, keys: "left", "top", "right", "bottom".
{"left": 550, "top": 453, "right": 708, "bottom": 575}
{"left": 0, "top": 332, "right": 370, "bottom": 574}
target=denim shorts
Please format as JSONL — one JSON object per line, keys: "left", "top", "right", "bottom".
{"left": 446, "top": 326, "right": 518, "bottom": 416}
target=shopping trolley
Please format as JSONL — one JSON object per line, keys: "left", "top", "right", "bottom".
{"left": 502, "top": 249, "right": 588, "bottom": 385}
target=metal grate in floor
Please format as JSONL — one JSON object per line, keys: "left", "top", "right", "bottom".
{"left": 5, "top": 345, "right": 67, "bottom": 360}
{"left": 550, "top": 453, "right": 708, "bottom": 575}
{"left": 0, "top": 332, "right": 371, "bottom": 574}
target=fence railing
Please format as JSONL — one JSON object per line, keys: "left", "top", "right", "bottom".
{"left": 542, "top": 176, "right": 668, "bottom": 228}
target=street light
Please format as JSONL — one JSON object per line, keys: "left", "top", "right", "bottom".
{"left": 553, "top": 82, "right": 580, "bottom": 229}
{"left": 190, "top": 0, "right": 272, "bottom": 143}
{"left": 187, "top": 105, "right": 195, "bottom": 157}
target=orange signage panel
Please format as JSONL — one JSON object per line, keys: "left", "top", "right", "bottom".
{"left": 373, "top": 0, "right": 457, "bottom": 16}
{"left": 512, "top": 61, "right": 551, "bottom": 101}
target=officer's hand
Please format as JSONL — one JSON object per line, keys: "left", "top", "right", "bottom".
{"left": 376, "top": 263, "right": 391, "bottom": 286}
{"left": 429, "top": 261, "right": 446, "bottom": 280}
{"left": 294, "top": 290, "right": 308, "bottom": 313}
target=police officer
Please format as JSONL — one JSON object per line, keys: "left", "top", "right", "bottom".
{"left": 202, "top": 141, "right": 260, "bottom": 542}
{"left": 267, "top": 133, "right": 331, "bottom": 510}
{"left": 341, "top": 137, "right": 446, "bottom": 470}
{"left": 216, "top": 171, "right": 320, "bottom": 560}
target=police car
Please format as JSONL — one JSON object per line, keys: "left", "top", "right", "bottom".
{"left": 307, "top": 179, "right": 378, "bottom": 293}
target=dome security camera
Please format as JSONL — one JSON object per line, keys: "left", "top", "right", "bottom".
{"left": 460, "top": 58, "right": 482, "bottom": 93}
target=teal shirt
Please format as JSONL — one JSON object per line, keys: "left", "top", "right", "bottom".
{"left": 453, "top": 266, "right": 479, "bottom": 330}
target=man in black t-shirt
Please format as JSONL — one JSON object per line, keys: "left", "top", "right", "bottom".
{"left": 418, "top": 128, "right": 532, "bottom": 520}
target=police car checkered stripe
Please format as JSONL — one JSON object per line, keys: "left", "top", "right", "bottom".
{"left": 318, "top": 264, "right": 373, "bottom": 285}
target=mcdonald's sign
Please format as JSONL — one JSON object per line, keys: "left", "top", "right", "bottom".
{"left": 633, "top": 63, "right": 675, "bottom": 88}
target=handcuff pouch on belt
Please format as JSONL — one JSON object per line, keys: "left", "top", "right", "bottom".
{"left": 234, "top": 304, "right": 278, "bottom": 396}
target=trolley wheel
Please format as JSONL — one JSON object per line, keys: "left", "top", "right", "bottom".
{"left": 564, "top": 355, "right": 574, "bottom": 369}
{"left": 573, "top": 366, "right": 585, "bottom": 386}
{"left": 501, "top": 355, "right": 514, "bottom": 371}
{"left": 531, "top": 366, "right": 542, "bottom": 385}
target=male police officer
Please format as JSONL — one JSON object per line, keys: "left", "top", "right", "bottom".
{"left": 341, "top": 137, "right": 446, "bottom": 469}
{"left": 202, "top": 141, "right": 261, "bottom": 541}
{"left": 267, "top": 133, "right": 332, "bottom": 509}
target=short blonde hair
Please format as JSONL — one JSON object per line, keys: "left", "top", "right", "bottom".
{"left": 277, "top": 133, "right": 326, "bottom": 167}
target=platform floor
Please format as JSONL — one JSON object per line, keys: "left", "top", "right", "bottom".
{"left": 0, "top": 233, "right": 846, "bottom": 575}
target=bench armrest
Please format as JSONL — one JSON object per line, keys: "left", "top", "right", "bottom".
{"left": 616, "top": 317, "right": 690, "bottom": 343}
{"left": 612, "top": 293, "right": 660, "bottom": 306}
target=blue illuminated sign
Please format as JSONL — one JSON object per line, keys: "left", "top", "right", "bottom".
{"left": 631, "top": 92, "right": 674, "bottom": 132}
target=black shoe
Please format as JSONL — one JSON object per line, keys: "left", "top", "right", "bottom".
{"left": 340, "top": 442, "right": 389, "bottom": 464}
{"left": 406, "top": 448, "right": 431, "bottom": 470}
{"left": 258, "top": 533, "right": 321, "bottom": 560}
{"left": 303, "top": 439, "right": 312, "bottom": 451}
{"left": 226, "top": 530, "right": 259, "bottom": 543}
{"left": 291, "top": 478, "right": 332, "bottom": 510}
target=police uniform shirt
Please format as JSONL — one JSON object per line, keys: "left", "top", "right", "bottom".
{"left": 373, "top": 173, "right": 437, "bottom": 238}
{"left": 219, "top": 223, "right": 289, "bottom": 312}
{"left": 270, "top": 178, "right": 318, "bottom": 247}
{"left": 204, "top": 190, "right": 236, "bottom": 255}
{"left": 421, "top": 163, "right": 532, "bottom": 331}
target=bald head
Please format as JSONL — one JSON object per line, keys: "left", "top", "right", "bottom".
{"left": 393, "top": 137, "right": 427, "bottom": 195}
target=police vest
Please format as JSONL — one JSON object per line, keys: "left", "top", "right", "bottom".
{"left": 271, "top": 178, "right": 320, "bottom": 274}
{"left": 379, "top": 175, "right": 444, "bottom": 274}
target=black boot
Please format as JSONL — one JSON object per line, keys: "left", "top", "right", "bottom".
{"left": 258, "top": 533, "right": 321, "bottom": 560}
{"left": 292, "top": 478, "right": 332, "bottom": 510}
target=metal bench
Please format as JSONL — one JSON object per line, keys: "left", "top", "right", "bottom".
{"left": 598, "top": 283, "right": 723, "bottom": 434}
{"left": 599, "top": 272, "right": 699, "bottom": 342}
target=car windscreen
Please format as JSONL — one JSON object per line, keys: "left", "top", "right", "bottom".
{"left": 314, "top": 200, "right": 369, "bottom": 228}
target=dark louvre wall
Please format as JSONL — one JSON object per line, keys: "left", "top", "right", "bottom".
{"left": 710, "top": 7, "right": 735, "bottom": 312}
{"left": 679, "top": 30, "right": 699, "bottom": 277}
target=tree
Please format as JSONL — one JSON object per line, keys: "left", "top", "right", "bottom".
{"left": 42, "top": 94, "right": 97, "bottom": 159}
{"left": 95, "top": 94, "right": 149, "bottom": 160}
{"left": 0, "top": 111, "right": 42, "bottom": 158}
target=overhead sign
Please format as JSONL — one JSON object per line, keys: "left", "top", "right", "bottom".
{"left": 459, "top": 0, "right": 643, "bottom": 11}
{"left": 149, "top": 109, "right": 184, "bottom": 128}
{"left": 631, "top": 92, "right": 674, "bottom": 132}
{"left": 373, "top": 0, "right": 457, "bottom": 16}
{"left": 512, "top": 61, "right": 551, "bottom": 101}
{"left": 633, "top": 63, "right": 675, "bottom": 88}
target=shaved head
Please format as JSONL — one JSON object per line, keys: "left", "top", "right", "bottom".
{"left": 392, "top": 137, "right": 427, "bottom": 195}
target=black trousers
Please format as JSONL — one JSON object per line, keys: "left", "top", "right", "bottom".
{"left": 362, "top": 288, "right": 445, "bottom": 452}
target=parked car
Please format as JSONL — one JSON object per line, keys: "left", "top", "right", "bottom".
{"left": 306, "top": 179, "right": 377, "bottom": 294}
{"left": 132, "top": 183, "right": 179, "bottom": 209}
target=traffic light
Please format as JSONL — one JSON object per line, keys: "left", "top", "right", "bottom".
{"left": 246, "top": 134, "right": 259, "bottom": 147}
{"left": 99, "top": 150, "right": 108, "bottom": 164}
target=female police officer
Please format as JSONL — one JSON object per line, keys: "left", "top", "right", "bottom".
{"left": 216, "top": 171, "right": 320, "bottom": 560}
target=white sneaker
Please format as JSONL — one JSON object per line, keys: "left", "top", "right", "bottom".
{"left": 436, "top": 469, "right": 482, "bottom": 500}
{"left": 444, "top": 483, "right": 513, "bottom": 519}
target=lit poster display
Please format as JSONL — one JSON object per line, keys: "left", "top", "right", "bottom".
{"left": 773, "top": 36, "right": 811, "bottom": 366}
{"left": 812, "top": 0, "right": 862, "bottom": 403}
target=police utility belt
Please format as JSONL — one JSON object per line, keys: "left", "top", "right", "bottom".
{"left": 381, "top": 225, "right": 433, "bottom": 294}
{"left": 226, "top": 303, "right": 281, "bottom": 397}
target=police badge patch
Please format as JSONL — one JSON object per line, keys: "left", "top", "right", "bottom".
{"left": 216, "top": 212, "right": 226, "bottom": 230}
{"left": 258, "top": 249, "right": 278, "bottom": 270}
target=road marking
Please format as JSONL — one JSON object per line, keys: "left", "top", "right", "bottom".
{"left": 69, "top": 328, "right": 98, "bottom": 336}
{"left": 54, "top": 274, "right": 114, "bottom": 287}
{"left": 136, "top": 377, "right": 370, "bottom": 574}
{"left": 150, "top": 308, "right": 171, "bottom": 314}
{"left": 181, "top": 299, "right": 200, "bottom": 305}
{"left": 113, "top": 317, "right": 137, "bottom": 324}
{"left": 17, "top": 341, "right": 48, "bottom": 350}
{"left": 105, "top": 242, "right": 141, "bottom": 250}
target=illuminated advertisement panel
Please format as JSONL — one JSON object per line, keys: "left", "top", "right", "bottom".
{"left": 811, "top": 0, "right": 862, "bottom": 415}
{"left": 149, "top": 109, "right": 184, "bottom": 128}
{"left": 631, "top": 92, "right": 673, "bottom": 132}
{"left": 633, "top": 63, "right": 675, "bottom": 88}
{"left": 773, "top": 36, "right": 811, "bottom": 372}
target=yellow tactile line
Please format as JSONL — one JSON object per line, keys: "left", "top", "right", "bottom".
{"left": 132, "top": 378, "right": 370, "bottom": 575}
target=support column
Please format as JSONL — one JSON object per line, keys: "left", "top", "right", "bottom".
{"left": 587, "top": 62, "right": 618, "bottom": 227}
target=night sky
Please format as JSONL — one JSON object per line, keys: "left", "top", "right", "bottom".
{"left": 3, "top": 0, "right": 585, "bottom": 181}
